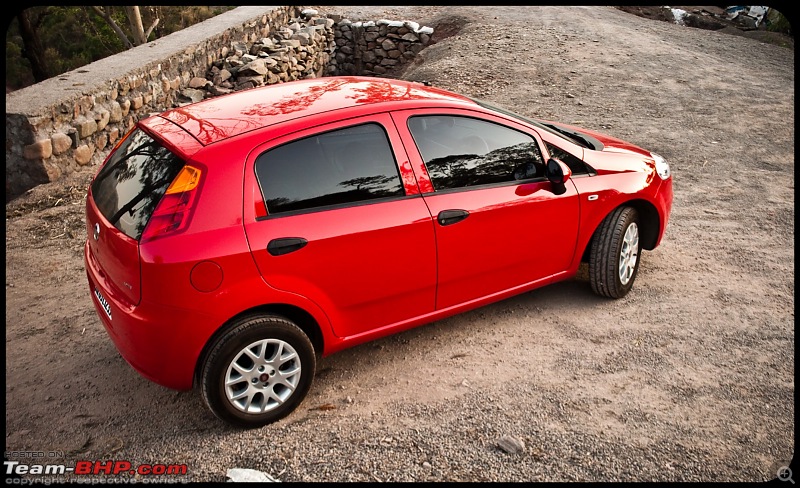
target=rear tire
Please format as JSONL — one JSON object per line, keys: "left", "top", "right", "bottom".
{"left": 589, "top": 206, "right": 641, "bottom": 299}
{"left": 201, "top": 315, "right": 315, "bottom": 428}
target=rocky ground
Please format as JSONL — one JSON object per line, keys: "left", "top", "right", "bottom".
{"left": 4, "top": 6, "right": 794, "bottom": 482}
{"left": 619, "top": 5, "right": 793, "bottom": 49}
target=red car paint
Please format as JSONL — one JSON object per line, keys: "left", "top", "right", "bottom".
{"left": 84, "top": 76, "right": 672, "bottom": 393}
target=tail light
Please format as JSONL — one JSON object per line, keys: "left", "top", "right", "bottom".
{"left": 140, "top": 165, "right": 203, "bottom": 243}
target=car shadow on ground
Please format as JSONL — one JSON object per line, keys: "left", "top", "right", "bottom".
{"left": 63, "top": 277, "right": 607, "bottom": 441}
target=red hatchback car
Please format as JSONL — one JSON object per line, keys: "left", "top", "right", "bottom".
{"left": 84, "top": 76, "right": 672, "bottom": 427}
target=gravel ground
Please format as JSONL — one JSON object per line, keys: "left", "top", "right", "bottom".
{"left": 4, "top": 6, "right": 794, "bottom": 483}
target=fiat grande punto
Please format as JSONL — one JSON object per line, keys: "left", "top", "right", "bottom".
{"left": 84, "top": 76, "right": 673, "bottom": 427}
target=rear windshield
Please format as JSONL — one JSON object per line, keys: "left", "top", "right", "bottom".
{"left": 91, "top": 128, "right": 185, "bottom": 240}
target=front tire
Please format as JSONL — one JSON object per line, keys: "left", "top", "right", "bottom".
{"left": 201, "top": 315, "right": 315, "bottom": 428}
{"left": 589, "top": 206, "right": 641, "bottom": 299}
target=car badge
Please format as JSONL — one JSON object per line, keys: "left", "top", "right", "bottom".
{"left": 93, "top": 223, "right": 100, "bottom": 241}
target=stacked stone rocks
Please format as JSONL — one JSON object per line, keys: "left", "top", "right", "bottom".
{"left": 195, "top": 9, "right": 337, "bottom": 100}
{"left": 334, "top": 19, "right": 433, "bottom": 76}
{"left": 195, "top": 9, "right": 434, "bottom": 100}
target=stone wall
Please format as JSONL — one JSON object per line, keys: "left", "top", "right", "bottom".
{"left": 195, "top": 9, "right": 337, "bottom": 98}
{"left": 333, "top": 19, "right": 433, "bottom": 76}
{"left": 192, "top": 10, "right": 434, "bottom": 98}
{"left": 5, "top": 7, "right": 433, "bottom": 202}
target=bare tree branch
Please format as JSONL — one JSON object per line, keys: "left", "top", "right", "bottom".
{"left": 124, "top": 6, "right": 147, "bottom": 45}
{"left": 91, "top": 6, "right": 134, "bottom": 49}
{"left": 144, "top": 18, "right": 160, "bottom": 40}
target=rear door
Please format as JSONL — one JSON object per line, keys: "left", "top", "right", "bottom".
{"left": 243, "top": 114, "right": 437, "bottom": 338}
{"left": 392, "top": 109, "right": 581, "bottom": 310}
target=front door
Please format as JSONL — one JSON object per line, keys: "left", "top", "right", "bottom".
{"left": 393, "top": 110, "right": 580, "bottom": 309}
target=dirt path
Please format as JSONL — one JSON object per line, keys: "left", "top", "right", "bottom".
{"left": 5, "top": 6, "right": 794, "bottom": 482}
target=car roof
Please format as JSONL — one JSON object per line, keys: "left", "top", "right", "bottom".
{"left": 157, "top": 76, "right": 476, "bottom": 146}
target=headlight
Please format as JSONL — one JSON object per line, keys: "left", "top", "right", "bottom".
{"left": 651, "top": 152, "right": 671, "bottom": 180}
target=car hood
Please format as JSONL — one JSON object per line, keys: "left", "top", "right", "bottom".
{"left": 536, "top": 120, "right": 657, "bottom": 175}
{"left": 581, "top": 129, "right": 652, "bottom": 158}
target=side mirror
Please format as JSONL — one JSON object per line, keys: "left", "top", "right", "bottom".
{"left": 546, "top": 158, "right": 572, "bottom": 185}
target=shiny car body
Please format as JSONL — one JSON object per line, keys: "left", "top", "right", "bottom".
{"left": 84, "top": 76, "right": 672, "bottom": 427}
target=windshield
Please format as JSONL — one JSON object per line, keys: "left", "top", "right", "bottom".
{"left": 470, "top": 97, "right": 603, "bottom": 150}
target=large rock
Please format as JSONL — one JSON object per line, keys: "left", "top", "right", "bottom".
{"left": 94, "top": 108, "right": 111, "bottom": 131}
{"left": 51, "top": 133, "right": 72, "bottom": 155}
{"left": 23, "top": 139, "right": 52, "bottom": 160}
{"left": 179, "top": 88, "right": 206, "bottom": 103}
{"left": 213, "top": 69, "right": 232, "bottom": 85}
{"left": 74, "top": 144, "right": 94, "bottom": 166}
{"left": 238, "top": 59, "right": 269, "bottom": 77}
{"left": 73, "top": 116, "right": 98, "bottom": 139}
{"left": 497, "top": 435, "right": 525, "bottom": 455}
{"left": 188, "top": 76, "right": 210, "bottom": 88}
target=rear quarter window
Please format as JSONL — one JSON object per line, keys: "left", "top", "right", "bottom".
{"left": 91, "top": 128, "right": 185, "bottom": 240}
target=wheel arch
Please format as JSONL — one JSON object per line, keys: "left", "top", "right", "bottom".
{"left": 623, "top": 198, "right": 661, "bottom": 251}
{"left": 581, "top": 198, "right": 661, "bottom": 262}
{"left": 193, "top": 303, "right": 324, "bottom": 388}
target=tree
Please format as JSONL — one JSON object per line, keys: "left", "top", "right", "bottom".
{"left": 6, "top": 6, "right": 231, "bottom": 91}
{"left": 91, "top": 6, "right": 159, "bottom": 48}
{"left": 15, "top": 8, "right": 50, "bottom": 82}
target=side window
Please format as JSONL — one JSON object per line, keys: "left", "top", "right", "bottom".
{"left": 408, "top": 115, "right": 545, "bottom": 191}
{"left": 255, "top": 123, "right": 405, "bottom": 215}
{"left": 545, "top": 142, "right": 592, "bottom": 175}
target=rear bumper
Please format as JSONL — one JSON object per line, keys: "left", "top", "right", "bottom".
{"left": 84, "top": 240, "right": 211, "bottom": 390}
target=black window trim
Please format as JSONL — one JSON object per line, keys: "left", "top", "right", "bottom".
{"left": 255, "top": 193, "right": 421, "bottom": 221}
{"left": 420, "top": 176, "right": 550, "bottom": 196}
